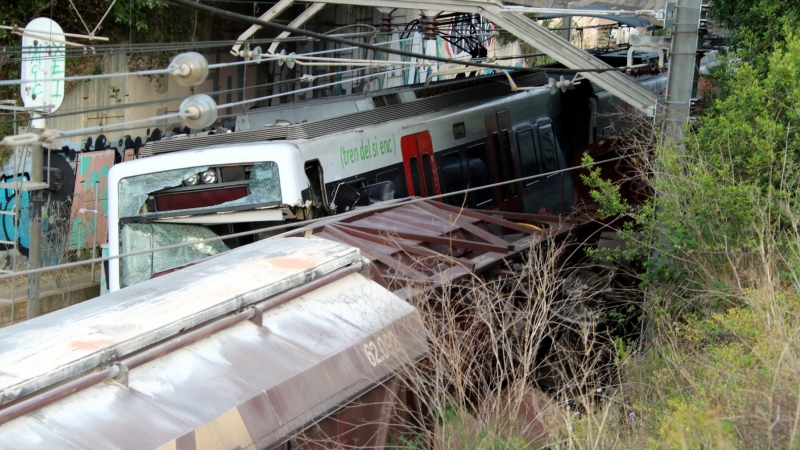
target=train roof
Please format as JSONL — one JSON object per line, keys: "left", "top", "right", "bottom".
{"left": 141, "top": 70, "right": 553, "bottom": 157}
{"left": 141, "top": 49, "right": 684, "bottom": 158}
{"left": 0, "top": 237, "right": 427, "bottom": 449}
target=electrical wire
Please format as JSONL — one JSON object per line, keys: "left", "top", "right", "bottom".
{"left": 0, "top": 62, "right": 409, "bottom": 127}
{"left": 0, "top": 32, "right": 395, "bottom": 63}
{"left": 42, "top": 65, "right": 410, "bottom": 140}
{"left": 0, "top": 153, "right": 629, "bottom": 281}
{"left": 0, "top": 42, "right": 397, "bottom": 87}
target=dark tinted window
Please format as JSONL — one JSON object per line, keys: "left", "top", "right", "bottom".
{"left": 409, "top": 156, "right": 422, "bottom": 196}
{"left": 439, "top": 151, "right": 466, "bottom": 205}
{"left": 538, "top": 124, "right": 560, "bottom": 173}
{"left": 376, "top": 168, "right": 407, "bottom": 198}
{"left": 421, "top": 154, "right": 435, "bottom": 196}
{"left": 517, "top": 129, "right": 541, "bottom": 185}
{"left": 466, "top": 143, "right": 493, "bottom": 206}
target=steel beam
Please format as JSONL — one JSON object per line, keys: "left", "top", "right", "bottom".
{"left": 267, "top": 3, "right": 327, "bottom": 55}
{"left": 231, "top": 0, "right": 300, "bottom": 56}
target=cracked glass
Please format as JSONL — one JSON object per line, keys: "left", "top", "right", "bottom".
{"left": 117, "top": 162, "right": 281, "bottom": 218}
{"left": 120, "top": 223, "right": 229, "bottom": 287}
{"left": 118, "top": 166, "right": 208, "bottom": 218}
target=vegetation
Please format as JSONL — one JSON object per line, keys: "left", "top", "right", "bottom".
{"left": 384, "top": 7, "right": 800, "bottom": 450}
{"left": 554, "top": 27, "right": 800, "bottom": 450}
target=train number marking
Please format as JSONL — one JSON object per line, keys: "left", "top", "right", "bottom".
{"left": 363, "top": 330, "right": 403, "bottom": 367}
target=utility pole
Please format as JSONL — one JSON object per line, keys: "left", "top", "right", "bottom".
{"left": 26, "top": 138, "right": 43, "bottom": 320}
{"left": 660, "top": 0, "right": 707, "bottom": 150}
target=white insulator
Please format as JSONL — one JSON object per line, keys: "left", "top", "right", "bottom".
{"left": 179, "top": 94, "right": 218, "bottom": 129}
{"left": 169, "top": 52, "right": 209, "bottom": 87}
{"left": 547, "top": 78, "right": 558, "bottom": 95}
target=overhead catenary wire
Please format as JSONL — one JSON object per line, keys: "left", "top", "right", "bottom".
{"left": 0, "top": 154, "right": 630, "bottom": 281}
{"left": 13, "top": 65, "right": 413, "bottom": 142}
{"left": 0, "top": 62, "right": 411, "bottom": 127}
{"left": 0, "top": 31, "right": 402, "bottom": 63}
{"left": 166, "top": 0, "right": 634, "bottom": 75}
{"left": 0, "top": 42, "right": 402, "bottom": 87}
{"left": 0, "top": 36, "right": 419, "bottom": 126}
{"left": 0, "top": 61, "right": 411, "bottom": 128}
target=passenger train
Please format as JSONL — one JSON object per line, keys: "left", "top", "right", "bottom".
{"left": 107, "top": 64, "right": 668, "bottom": 291}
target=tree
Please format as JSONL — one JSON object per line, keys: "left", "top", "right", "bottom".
{"left": 709, "top": 0, "right": 800, "bottom": 72}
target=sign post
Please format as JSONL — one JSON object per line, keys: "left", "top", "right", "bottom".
{"left": 19, "top": 17, "right": 65, "bottom": 319}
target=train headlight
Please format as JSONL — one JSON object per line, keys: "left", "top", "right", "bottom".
{"left": 183, "top": 174, "right": 200, "bottom": 186}
{"left": 201, "top": 169, "right": 217, "bottom": 184}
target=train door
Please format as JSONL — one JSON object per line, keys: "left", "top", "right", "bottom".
{"left": 400, "top": 131, "right": 441, "bottom": 199}
{"left": 485, "top": 111, "right": 524, "bottom": 212}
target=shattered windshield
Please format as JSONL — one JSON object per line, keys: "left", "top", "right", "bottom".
{"left": 118, "top": 161, "right": 282, "bottom": 218}
{"left": 120, "top": 223, "right": 229, "bottom": 287}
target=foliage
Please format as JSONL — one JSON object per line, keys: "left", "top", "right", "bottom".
{"left": 0, "top": 0, "right": 209, "bottom": 105}
{"left": 558, "top": 22, "right": 800, "bottom": 450}
{"left": 579, "top": 154, "right": 629, "bottom": 219}
{"left": 709, "top": 0, "right": 800, "bottom": 72}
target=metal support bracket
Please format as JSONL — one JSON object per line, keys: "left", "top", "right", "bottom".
{"left": 111, "top": 363, "right": 129, "bottom": 389}
{"left": 627, "top": 34, "right": 671, "bottom": 70}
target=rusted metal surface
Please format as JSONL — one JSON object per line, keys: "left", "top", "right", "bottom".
{"left": 0, "top": 270, "right": 427, "bottom": 449}
{"left": 0, "top": 237, "right": 362, "bottom": 407}
{"left": 286, "top": 198, "right": 589, "bottom": 299}
{"left": 0, "top": 365, "right": 120, "bottom": 427}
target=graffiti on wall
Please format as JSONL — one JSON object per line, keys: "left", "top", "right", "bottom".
{"left": 69, "top": 150, "right": 113, "bottom": 250}
{"left": 0, "top": 126, "right": 169, "bottom": 266}
{"left": 0, "top": 171, "right": 31, "bottom": 254}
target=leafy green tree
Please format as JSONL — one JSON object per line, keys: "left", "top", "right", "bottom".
{"left": 709, "top": 0, "right": 800, "bottom": 72}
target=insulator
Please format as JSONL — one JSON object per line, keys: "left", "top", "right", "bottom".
{"left": 380, "top": 12, "right": 393, "bottom": 33}
{"left": 169, "top": 52, "right": 209, "bottom": 87}
{"left": 420, "top": 15, "right": 437, "bottom": 41}
{"left": 179, "top": 94, "right": 218, "bottom": 129}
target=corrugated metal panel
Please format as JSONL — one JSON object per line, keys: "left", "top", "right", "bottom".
{"left": 0, "top": 273, "right": 427, "bottom": 450}
{"left": 0, "top": 237, "right": 362, "bottom": 405}
{"left": 142, "top": 126, "right": 292, "bottom": 156}
{"left": 286, "top": 198, "right": 589, "bottom": 299}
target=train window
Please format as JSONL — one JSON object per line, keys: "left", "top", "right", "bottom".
{"left": 421, "top": 154, "right": 435, "bottom": 197}
{"left": 439, "top": 151, "right": 465, "bottom": 205}
{"left": 466, "top": 143, "right": 493, "bottom": 206}
{"left": 346, "top": 177, "right": 367, "bottom": 189}
{"left": 376, "top": 168, "right": 407, "bottom": 198}
{"left": 516, "top": 129, "right": 541, "bottom": 185}
{"left": 538, "top": 124, "right": 560, "bottom": 173}
{"left": 409, "top": 156, "right": 422, "bottom": 196}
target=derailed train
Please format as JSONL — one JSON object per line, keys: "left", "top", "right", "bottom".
{"left": 107, "top": 62, "right": 668, "bottom": 291}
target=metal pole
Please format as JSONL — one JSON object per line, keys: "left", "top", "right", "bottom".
{"left": 560, "top": 1, "right": 572, "bottom": 43}
{"left": 26, "top": 140, "right": 43, "bottom": 320}
{"left": 660, "top": 0, "right": 705, "bottom": 153}
{"left": 90, "top": 181, "right": 99, "bottom": 282}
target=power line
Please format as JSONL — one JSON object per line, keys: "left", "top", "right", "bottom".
{"left": 0, "top": 154, "right": 628, "bottom": 281}
{"left": 0, "top": 32, "right": 396, "bottom": 63}
{"left": 43, "top": 65, "right": 412, "bottom": 140}
{"left": 0, "top": 63, "right": 404, "bottom": 127}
